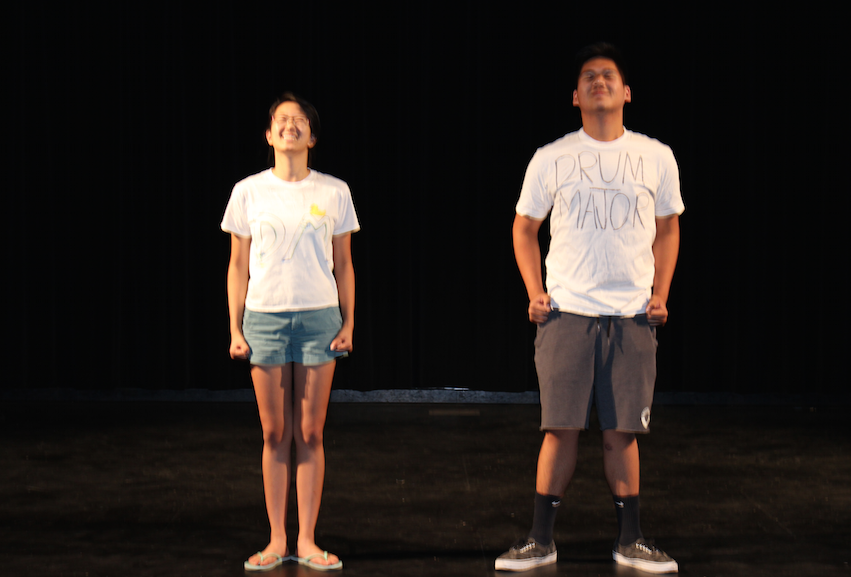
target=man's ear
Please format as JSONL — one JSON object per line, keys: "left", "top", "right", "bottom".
{"left": 624, "top": 85, "right": 632, "bottom": 103}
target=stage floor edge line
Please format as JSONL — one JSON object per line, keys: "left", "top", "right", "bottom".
{"left": 1, "top": 388, "right": 848, "bottom": 405}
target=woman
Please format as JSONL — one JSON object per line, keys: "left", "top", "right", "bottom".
{"left": 221, "top": 92, "right": 358, "bottom": 571}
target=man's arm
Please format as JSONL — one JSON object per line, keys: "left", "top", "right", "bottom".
{"left": 646, "top": 214, "right": 680, "bottom": 326}
{"left": 512, "top": 213, "right": 551, "bottom": 324}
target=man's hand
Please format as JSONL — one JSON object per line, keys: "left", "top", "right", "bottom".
{"left": 529, "top": 292, "right": 552, "bottom": 324}
{"left": 645, "top": 295, "right": 668, "bottom": 326}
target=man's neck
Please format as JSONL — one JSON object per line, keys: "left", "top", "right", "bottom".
{"left": 581, "top": 112, "right": 625, "bottom": 142}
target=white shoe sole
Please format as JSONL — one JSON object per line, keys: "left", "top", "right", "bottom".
{"left": 495, "top": 550, "right": 556, "bottom": 571}
{"left": 613, "top": 550, "right": 678, "bottom": 573}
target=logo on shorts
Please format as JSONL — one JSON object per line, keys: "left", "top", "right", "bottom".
{"left": 640, "top": 407, "right": 651, "bottom": 430}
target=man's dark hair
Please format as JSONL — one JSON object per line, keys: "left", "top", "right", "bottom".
{"left": 574, "top": 43, "right": 629, "bottom": 87}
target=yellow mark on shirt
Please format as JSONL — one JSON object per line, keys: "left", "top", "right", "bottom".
{"left": 310, "top": 204, "right": 326, "bottom": 217}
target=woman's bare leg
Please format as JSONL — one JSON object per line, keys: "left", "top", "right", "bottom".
{"left": 247, "top": 364, "right": 294, "bottom": 567}
{"left": 292, "top": 361, "right": 339, "bottom": 566}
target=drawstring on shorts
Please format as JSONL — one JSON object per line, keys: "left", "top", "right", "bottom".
{"left": 596, "top": 317, "right": 613, "bottom": 338}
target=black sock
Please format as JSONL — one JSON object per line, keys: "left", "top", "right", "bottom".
{"left": 528, "top": 493, "right": 561, "bottom": 545}
{"left": 613, "top": 495, "right": 643, "bottom": 546}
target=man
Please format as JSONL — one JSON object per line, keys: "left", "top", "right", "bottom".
{"left": 495, "top": 43, "right": 683, "bottom": 573}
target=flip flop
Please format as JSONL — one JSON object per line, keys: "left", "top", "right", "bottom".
{"left": 296, "top": 551, "right": 343, "bottom": 571}
{"left": 244, "top": 551, "right": 288, "bottom": 571}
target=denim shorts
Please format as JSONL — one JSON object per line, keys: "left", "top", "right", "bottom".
{"left": 535, "top": 311, "right": 657, "bottom": 433}
{"left": 243, "top": 307, "right": 346, "bottom": 366}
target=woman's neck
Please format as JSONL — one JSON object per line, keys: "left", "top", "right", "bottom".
{"left": 271, "top": 152, "right": 311, "bottom": 182}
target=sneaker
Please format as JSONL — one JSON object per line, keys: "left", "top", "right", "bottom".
{"left": 612, "top": 538, "right": 678, "bottom": 573}
{"left": 495, "top": 538, "right": 557, "bottom": 572}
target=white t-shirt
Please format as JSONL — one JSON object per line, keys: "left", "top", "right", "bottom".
{"left": 516, "top": 128, "right": 684, "bottom": 316}
{"left": 221, "top": 169, "right": 360, "bottom": 312}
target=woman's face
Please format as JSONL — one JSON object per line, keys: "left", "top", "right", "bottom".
{"left": 266, "top": 101, "right": 316, "bottom": 153}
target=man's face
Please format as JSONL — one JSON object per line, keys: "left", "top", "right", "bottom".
{"left": 572, "top": 57, "right": 631, "bottom": 113}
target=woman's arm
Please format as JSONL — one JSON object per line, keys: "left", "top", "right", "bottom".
{"left": 227, "top": 233, "right": 252, "bottom": 359}
{"left": 330, "top": 233, "right": 354, "bottom": 352}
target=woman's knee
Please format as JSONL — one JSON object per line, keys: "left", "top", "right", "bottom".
{"left": 261, "top": 421, "right": 292, "bottom": 448}
{"left": 295, "top": 419, "right": 324, "bottom": 448}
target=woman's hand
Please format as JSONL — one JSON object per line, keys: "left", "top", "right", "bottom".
{"left": 330, "top": 326, "right": 353, "bottom": 352}
{"left": 229, "top": 333, "right": 251, "bottom": 360}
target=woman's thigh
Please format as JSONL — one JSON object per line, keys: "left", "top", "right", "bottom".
{"left": 252, "top": 364, "right": 294, "bottom": 441}
{"left": 293, "top": 361, "right": 336, "bottom": 442}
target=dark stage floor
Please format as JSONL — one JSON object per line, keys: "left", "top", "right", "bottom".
{"left": 1, "top": 401, "right": 848, "bottom": 577}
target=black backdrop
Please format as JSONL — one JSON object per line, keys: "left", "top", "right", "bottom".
{"left": 8, "top": 5, "right": 843, "bottom": 398}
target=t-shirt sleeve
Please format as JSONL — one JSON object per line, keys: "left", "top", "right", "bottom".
{"left": 334, "top": 183, "right": 361, "bottom": 235}
{"left": 515, "top": 149, "right": 553, "bottom": 220}
{"left": 655, "top": 146, "right": 685, "bottom": 217}
{"left": 221, "top": 184, "right": 251, "bottom": 237}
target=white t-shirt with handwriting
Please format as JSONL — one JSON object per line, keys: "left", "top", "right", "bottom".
{"left": 516, "top": 128, "right": 684, "bottom": 316}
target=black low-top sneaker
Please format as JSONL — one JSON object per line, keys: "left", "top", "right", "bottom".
{"left": 495, "top": 538, "right": 557, "bottom": 571}
{"left": 612, "top": 538, "right": 678, "bottom": 573}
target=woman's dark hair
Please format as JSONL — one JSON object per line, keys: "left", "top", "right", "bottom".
{"left": 267, "top": 92, "right": 321, "bottom": 166}
{"left": 574, "top": 42, "right": 629, "bottom": 87}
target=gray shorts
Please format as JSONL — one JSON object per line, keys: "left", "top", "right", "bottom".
{"left": 534, "top": 311, "right": 657, "bottom": 433}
